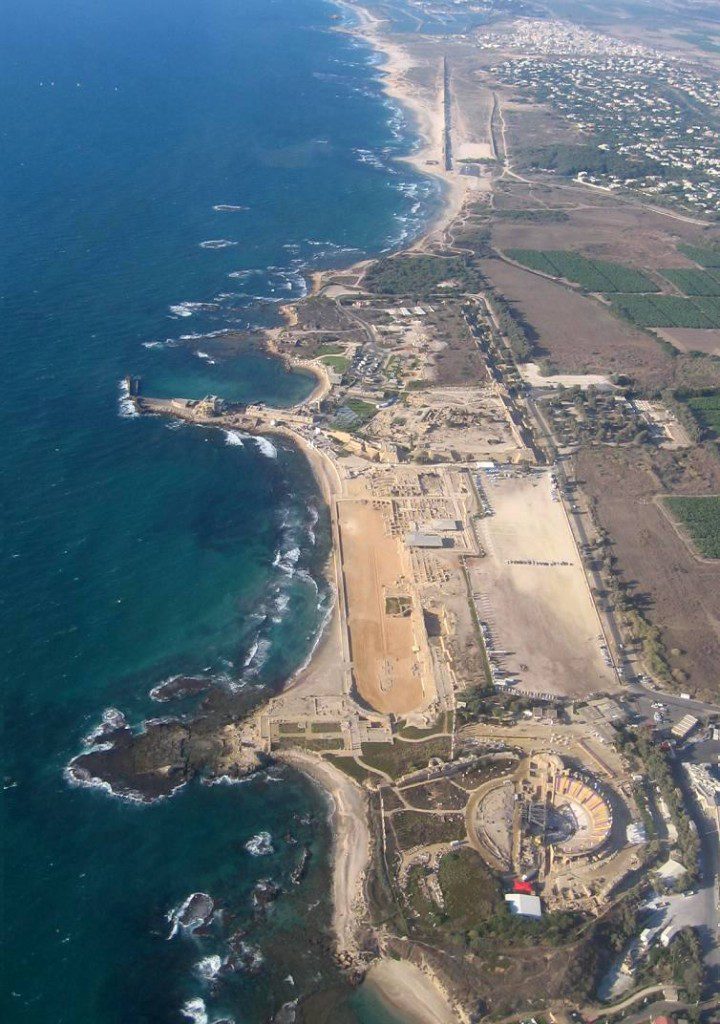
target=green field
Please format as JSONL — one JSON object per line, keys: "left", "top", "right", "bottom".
{"left": 360, "top": 737, "right": 451, "bottom": 779}
{"left": 364, "top": 255, "right": 480, "bottom": 295}
{"left": 437, "top": 848, "right": 504, "bottom": 928}
{"left": 320, "top": 354, "right": 349, "bottom": 372}
{"left": 610, "top": 294, "right": 720, "bottom": 328}
{"left": 660, "top": 268, "right": 720, "bottom": 296}
{"left": 678, "top": 244, "right": 720, "bottom": 269}
{"left": 391, "top": 810, "right": 466, "bottom": 848}
{"left": 685, "top": 390, "right": 720, "bottom": 435}
{"left": 665, "top": 496, "right": 720, "bottom": 559}
{"left": 505, "top": 249, "right": 657, "bottom": 293}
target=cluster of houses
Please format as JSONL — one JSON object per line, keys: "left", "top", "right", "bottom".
{"left": 492, "top": 47, "right": 720, "bottom": 214}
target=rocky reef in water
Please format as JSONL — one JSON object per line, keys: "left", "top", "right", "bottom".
{"left": 66, "top": 691, "right": 262, "bottom": 802}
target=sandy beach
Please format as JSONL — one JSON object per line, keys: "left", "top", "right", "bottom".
{"left": 336, "top": 0, "right": 471, "bottom": 243}
{"left": 363, "top": 960, "right": 459, "bottom": 1024}
{"left": 275, "top": 750, "right": 370, "bottom": 954}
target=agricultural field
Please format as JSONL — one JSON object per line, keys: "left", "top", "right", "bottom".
{"left": 610, "top": 294, "right": 720, "bottom": 328}
{"left": 659, "top": 268, "right": 720, "bottom": 296}
{"left": 684, "top": 391, "right": 720, "bottom": 436}
{"left": 678, "top": 244, "right": 720, "bottom": 268}
{"left": 504, "top": 249, "right": 657, "bottom": 293}
{"left": 665, "top": 496, "right": 720, "bottom": 559}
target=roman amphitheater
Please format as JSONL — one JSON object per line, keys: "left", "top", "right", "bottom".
{"left": 469, "top": 750, "right": 628, "bottom": 912}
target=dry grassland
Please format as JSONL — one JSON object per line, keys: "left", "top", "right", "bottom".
{"left": 492, "top": 194, "right": 707, "bottom": 270}
{"left": 657, "top": 327, "right": 720, "bottom": 356}
{"left": 480, "top": 256, "right": 675, "bottom": 390}
{"left": 576, "top": 447, "right": 720, "bottom": 699}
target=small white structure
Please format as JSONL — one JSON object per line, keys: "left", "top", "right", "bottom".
{"left": 504, "top": 894, "right": 542, "bottom": 919}
{"left": 626, "top": 822, "right": 647, "bottom": 846}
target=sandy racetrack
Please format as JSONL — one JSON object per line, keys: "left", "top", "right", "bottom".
{"left": 338, "top": 499, "right": 431, "bottom": 714}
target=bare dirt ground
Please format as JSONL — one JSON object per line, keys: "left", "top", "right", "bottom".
{"left": 575, "top": 446, "right": 720, "bottom": 699}
{"left": 657, "top": 327, "right": 720, "bottom": 356}
{"left": 479, "top": 256, "right": 675, "bottom": 390}
{"left": 338, "top": 498, "right": 432, "bottom": 714}
{"left": 364, "top": 384, "right": 517, "bottom": 461}
{"left": 471, "top": 470, "right": 617, "bottom": 697}
{"left": 490, "top": 183, "right": 713, "bottom": 270}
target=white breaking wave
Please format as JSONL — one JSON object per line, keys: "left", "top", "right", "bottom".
{"left": 212, "top": 204, "right": 248, "bottom": 212}
{"left": 224, "top": 430, "right": 246, "bottom": 447}
{"left": 254, "top": 436, "right": 277, "bottom": 459}
{"left": 195, "top": 955, "right": 224, "bottom": 981}
{"left": 180, "top": 998, "right": 208, "bottom": 1024}
{"left": 199, "top": 239, "right": 238, "bottom": 249}
{"left": 117, "top": 379, "right": 139, "bottom": 419}
{"left": 227, "top": 267, "right": 308, "bottom": 301}
{"left": 168, "top": 301, "right": 217, "bottom": 318}
{"left": 245, "top": 831, "right": 274, "bottom": 857}
{"left": 271, "top": 592, "right": 291, "bottom": 621}
{"left": 195, "top": 350, "right": 216, "bottom": 364}
{"left": 274, "top": 546, "right": 300, "bottom": 575}
{"left": 243, "top": 637, "right": 271, "bottom": 673}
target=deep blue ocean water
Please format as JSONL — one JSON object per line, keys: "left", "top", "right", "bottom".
{"left": 2, "top": 0, "right": 439, "bottom": 1021}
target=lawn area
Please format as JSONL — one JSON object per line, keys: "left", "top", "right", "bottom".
{"left": 437, "top": 848, "right": 505, "bottom": 928}
{"left": 360, "top": 737, "right": 451, "bottom": 779}
{"left": 398, "top": 712, "right": 451, "bottom": 739}
{"left": 320, "top": 354, "right": 349, "bottom": 372}
{"left": 326, "top": 756, "right": 377, "bottom": 784}
{"left": 345, "top": 398, "right": 377, "bottom": 420}
{"left": 391, "top": 811, "right": 466, "bottom": 849}
{"left": 665, "top": 496, "right": 720, "bottom": 559}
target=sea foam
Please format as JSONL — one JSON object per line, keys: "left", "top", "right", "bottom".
{"left": 199, "top": 239, "right": 237, "bottom": 249}
{"left": 244, "top": 831, "right": 274, "bottom": 857}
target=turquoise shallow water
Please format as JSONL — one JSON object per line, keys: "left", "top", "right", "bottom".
{"left": 1, "top": 0, "right": 440, "bottom": 1020}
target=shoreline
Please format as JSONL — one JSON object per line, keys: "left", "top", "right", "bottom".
{"left": 119, "top": 2, "right": 467, "bottom": 1019}
{"left": 273, "top": 749, "right": 370, "bottom": 956}
{"left": 267, "top": 11, "right": 464, "bottom": 1019}
{"left": 363, "top": 960, "right": 459, "bottom": 1024}
{"left": 335, "top": 0, "right": 470, "bottom": 246}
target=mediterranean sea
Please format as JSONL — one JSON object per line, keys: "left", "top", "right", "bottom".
{"left": 1, "top": 0, "right": 440, "bottom": 1021}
